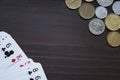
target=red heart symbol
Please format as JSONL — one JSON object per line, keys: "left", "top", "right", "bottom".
{"left": 11, "top": 59, "right": 16, "bottom": 62}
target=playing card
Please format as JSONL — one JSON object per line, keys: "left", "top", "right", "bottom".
{"left": 20, "top": 63, "right": 47, "bottom": 80}
{"left": 0, "top": 31, "right": 28, "bottom": 69}
{"left": 6, "top": 63, "right": 47, "bottom": 80}
{"left": 0, "top": 58, "right": 33, "bottom": 75}
{"left": 0, "top": 58, "right": 34, "bottom": 80}
{"left": 0, "top": 31, "right": 47, "bottom": 80}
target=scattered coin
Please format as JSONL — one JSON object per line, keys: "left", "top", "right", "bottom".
{"left": 65, "top": 0, "right": 120, "bottom": 48}
{"left": 97, "top": 0, "right": 113, "bottom": 7}
{"left": 112, "top": 1, "right": 120, "bottom": 15}
{"left": 95, "top": 6, "right": 108, "bottom": 19}
{"left": 89, "top": 18, "right": 105, "bottom": 35}
{"left": 85, "top": 0, "right": 94, "bottom": 2}
{"left": 105, "top": 13, "right": 120, "bottom": 31}
{"left": 79, "top": 3, "right": 95, "bottom": 19}
{"left": 107, "top": 31, "right": 120, "bottom": 47}
{"left": 65, "top": 0, "right": 82, "bottom": 9}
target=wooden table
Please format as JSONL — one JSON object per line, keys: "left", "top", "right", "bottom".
{"left": 0, "top": 0, "right": 119, "bottom": 80}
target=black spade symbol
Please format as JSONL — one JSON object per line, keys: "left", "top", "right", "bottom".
{"left": 2, "top": 48, "right": 6, "bottom": 51}
{"left": 28, "top": 71, "right": 32, "bottom": 75}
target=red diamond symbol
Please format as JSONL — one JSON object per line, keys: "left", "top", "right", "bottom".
{"left": 11, "top": 59, "right": 16, "bottom": 62}
{"left": 20, "top": 65, "right": 24, "bottom": 67}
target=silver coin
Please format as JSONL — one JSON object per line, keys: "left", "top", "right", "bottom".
{"left": 112, "top": 1, "right": 120, "bottom": 15}
{"left": 89, "top": 18, "right": 105, "bottom": 35}
{"left": 97, "top": 0, "right": 113, "bottom": 7}
{"left": 95, "top": 6, "right": 108, "bottom": 19}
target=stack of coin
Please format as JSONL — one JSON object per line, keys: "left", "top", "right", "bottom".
{"left": 65, "top": 0, "right": 120, "bottom": 47}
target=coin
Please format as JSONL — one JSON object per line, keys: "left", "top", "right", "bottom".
{"left": 97, "top": 0, "right": 113, "bottom": 7}
{"left": 65, "top": 0, "right": 82, "bottom": 9}
{"left": 112, "top": 1, "right": 120, "bottom": 15}
{"left": 105, "top": 13, "right": 120, "bottom": 31}
{"left": 89, "top": 18, "right": 105, "bottom": 35}
{"left": 95, "top": 6, "right": 108, "bottom": 19}
{"left": 107, "top": 32, "right": 120, "bottom": 47}
{"left": 85, "top": 0, "right": 94, "bottom": 2}
{"left": 79, "top": 3, "right": 95, "bottom": 19}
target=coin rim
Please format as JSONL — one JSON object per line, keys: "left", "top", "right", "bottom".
{"left": 107, "top": 32, "right": 120, "bottom": 47}
{"left": 79, "top": 3, "right": 95, "bottom": 19}
{"left": 95, "top": 6, "right": 108, "bottom": 19}
{"left": 89, "top": 18, "right": 105, "bottom": 35}
{"left": 112, "top": 1, "right": 120, "bottom": 15}
{"left": 105, "top": 13, "right": 120, "bottom": 31}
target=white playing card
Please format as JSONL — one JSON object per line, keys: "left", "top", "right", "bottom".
{"left": 24, "top": 63, "right": 47, "bottom": 80}
{"left": 0, "top": 31, "right": 47, "bottom": 80}
{"left": 0, "top": 31, "right": 28, "bottom": 69}
{"left": 0, "top": 58, "right": 34, "bottom": 80}
{"left": 7, "top": 63, "right": 47, "bottom": 80}
{"left": 0, "top": 58, "right": 33, "bottom": 76}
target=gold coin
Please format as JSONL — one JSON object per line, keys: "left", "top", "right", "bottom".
{"left": 65, "top": 0, "right": 82, "bottom": 9}
{"left": 85, "top": 0, "right": 94, "bottom": 2}
{"left": 79, "top": 3, "right": 95, "bottom": 19}
{"left": 107, "top": 31, "right": 120, "bottom": 47}
{"left": 105, "top": 13, "right": 120, "bottom": 31}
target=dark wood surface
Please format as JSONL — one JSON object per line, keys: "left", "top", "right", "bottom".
{"left": 0, "top": 0, "right": 120, "bottom": 80}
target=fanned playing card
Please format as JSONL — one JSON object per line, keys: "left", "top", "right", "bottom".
{"left": 0, "top": 31, "right": 47, "bottom": 80}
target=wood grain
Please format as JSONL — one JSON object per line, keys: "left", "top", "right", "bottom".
{"left": 0, "top": 0, "right": 119, "bottom": 80}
